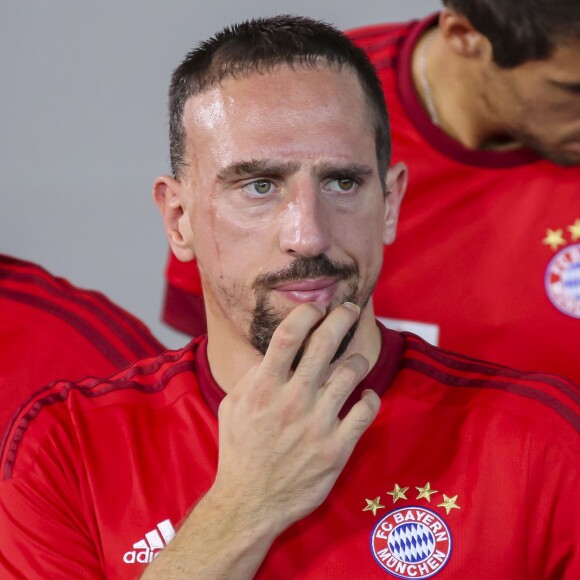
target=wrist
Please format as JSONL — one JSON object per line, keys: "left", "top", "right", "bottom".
{"left": 142, "top": 483, "right": 287, "bottom": 579}
{"left": 204, "top": 479, "right": 291, "bottom": 543}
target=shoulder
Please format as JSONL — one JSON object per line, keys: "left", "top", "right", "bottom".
{"left": 0, "top": 253, "right": 164, "bottom": 361}
{"left": 347, "top": 20, "right": 413, "bottom": 48}
{"left": 346, "top": 19, "right": 415, "bottom": 64}
{"left": 398, "top": 332, "right": 579, "bottom": 444}
{"left": 0, "top": 341, "right": 202, "bottom": 481}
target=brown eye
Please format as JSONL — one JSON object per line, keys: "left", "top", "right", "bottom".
{"left": 337, "top": 178, "right": 354, "bottom": 191}
{"left": 327, "top": 177, "right": 356, "bottom": 192}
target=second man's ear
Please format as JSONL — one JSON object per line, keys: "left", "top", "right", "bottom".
{"left": 152, "top": 176, "right": 196, "bottom": 262}
{"left": 438, "top": 8, "right": 492, "bottom": 61}
{"left": 383, "top": 162, "right": 408, "bottom": 246}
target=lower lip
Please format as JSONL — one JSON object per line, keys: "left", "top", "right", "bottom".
{"left": 274, "top": 282, "right": 339, "bottom": 305}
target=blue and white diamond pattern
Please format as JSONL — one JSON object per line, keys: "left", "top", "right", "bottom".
{"left": 388, "top": 523, "right": 436, "bottom": 563}
{"left": 563, "top": 261, "right": 580, "bottom": 300}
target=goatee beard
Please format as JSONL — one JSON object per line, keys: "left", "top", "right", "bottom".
{"left": 249, "top": 255, "right": 367, "bottom": 369}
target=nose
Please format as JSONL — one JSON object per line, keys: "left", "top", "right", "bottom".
{"left": 279, "top": 183, "right": 331, "bottom": 258}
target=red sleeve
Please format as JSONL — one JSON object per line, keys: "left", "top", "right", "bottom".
{"left": 0, "top": 254, "right": 165, "bottom": 432}
{"left": 0, "top": 416, "right": 103, "bottom": 578}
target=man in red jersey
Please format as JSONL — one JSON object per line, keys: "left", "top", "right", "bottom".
{"left": 0, "top": 16, "right": 577, "bottom": 579}
{"left": 162, "top": 0, "right": 580, "bottom": 384}
{"left": 0, "top": 253, "right": 164, "bottom": 433}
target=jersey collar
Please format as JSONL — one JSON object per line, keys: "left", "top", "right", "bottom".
{"left": 193, "top": 322, "right": 404, "bottom": 418}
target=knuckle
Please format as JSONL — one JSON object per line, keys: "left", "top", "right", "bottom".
{"left": 308, "top": 328, "right": 338, "bottom": 356}
{"left": 292, "top": 353, "right": 320, "bottom": 381}
{"left": 316, "top": 445, "right": 339, "bottom": 468}
{"left": 324, "top": 361, "right": 364, "bottom": 399}
{"left": 246, "top": 387, "right": 270, "bottom": 409}
{"left": 325, "top": 380, "right": 353, "bottom": 406}
{"left": 272, "top": 324, "right": 301, "bottom": 350}
{"left": 335, "top": 362, "right": 361, "bottom": 386}
{"left": 280, "top": 395, "right": 308, "bottom": 423}
{"left": 340, "top": 399, "right": 379, "bottom": 443}
{"left": 351, "top": 402, "right": 378, "bottom": 432}
{"left": 351, "top": 407, "right": 373, "bottom": 430}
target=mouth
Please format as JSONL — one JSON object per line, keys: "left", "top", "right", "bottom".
{"left": 272, "top": 277, "right": 341, "bottom": 305}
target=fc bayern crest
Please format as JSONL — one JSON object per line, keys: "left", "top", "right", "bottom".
{"left": 370, "top": 506, "right": 452, "bottom": 578}
{"left": 545, "top": 244, "right": 580, "bottom": 318}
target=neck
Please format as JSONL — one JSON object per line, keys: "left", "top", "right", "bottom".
{"left": 206, "top": 303, "right": 382, "bottom": 394}
{"left": 411, "top": 26, "right": 520, "bottom": 151}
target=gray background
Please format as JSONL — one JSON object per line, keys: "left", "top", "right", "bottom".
{"left": 0, "top": 0, "right": 439, "bottom": 348}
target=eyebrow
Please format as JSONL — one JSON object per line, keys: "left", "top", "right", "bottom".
{"left": 216, "top": 159, "right": 375, "bottom": 182}
{"left": 216, "top": 159, "right": 301, "bottom": 181}
{"left": 315, "top": 161, "right": 374, "bottom": 180}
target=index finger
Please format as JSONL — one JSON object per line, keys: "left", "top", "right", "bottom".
{"left": 256, "top": 302, "right": 326, "bottom": 383}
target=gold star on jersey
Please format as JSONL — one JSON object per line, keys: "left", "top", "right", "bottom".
{"left": 387, "top": 484, "right": 409, "bottom": 503}
{"left": 416, "top": 482, "right": 438, "bottom": 502}
{"left": 362, "top": 497, "right": 385, "bottom": 516}
{"left": 437, "top": 494, "right": 461, "bottom": 515}
{"left": 543, "top": 228, "right": 566, "bottom": 251}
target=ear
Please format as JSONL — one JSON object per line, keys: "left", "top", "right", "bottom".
{"left": 153, "top": 175, "right": 196, "bottom": 262}
{"left": 382, "top": 162, "right": 408, "bottom": 246}
{"left": 438, "top": 7, "right": 492, "bottom": 61}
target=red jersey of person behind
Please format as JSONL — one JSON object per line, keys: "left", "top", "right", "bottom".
{"left": 0, "top": 254, "right": 165, "bottom": 433}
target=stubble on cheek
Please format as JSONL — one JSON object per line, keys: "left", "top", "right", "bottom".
{"left": 202, "top": 267, "right": 257, "bottom": 337}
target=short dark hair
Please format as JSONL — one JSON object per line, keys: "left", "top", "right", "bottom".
{"left": 444, "top": 0, "right": 580, "bottom": 68}
{"left": 168, "top": 15, "right": 390, "bottom": 186}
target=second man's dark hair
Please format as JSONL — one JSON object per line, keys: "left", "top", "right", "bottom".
{"left": 444, "top": 0, "right": 580, "bottom": 67}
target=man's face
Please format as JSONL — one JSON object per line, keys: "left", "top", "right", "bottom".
{"left": 483, "top": 37, "right": 580, "bottom": 166}
{"left": 176, "top": 65, "right": 397, "bottom": 355}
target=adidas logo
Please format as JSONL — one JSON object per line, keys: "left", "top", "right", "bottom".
{"left": 123, "top": 519, "right": 176, "bottom": 564}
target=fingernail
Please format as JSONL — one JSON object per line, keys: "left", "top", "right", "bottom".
{"left": 343, "top": 301, "right": 361, "bottom": 313}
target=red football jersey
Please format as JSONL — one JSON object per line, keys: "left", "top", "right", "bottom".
{"left": 0, "top": 254, "right": 165, "bottom": 433}
{"left": 1, "top": 324, "right": 577, "bottom": 579}
{"left": 161, "top": 14, "right": 580, "bottom": 383}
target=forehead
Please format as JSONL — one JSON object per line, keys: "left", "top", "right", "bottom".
{"left": 182, "top": 65, "right": 376, "bottom": 167}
